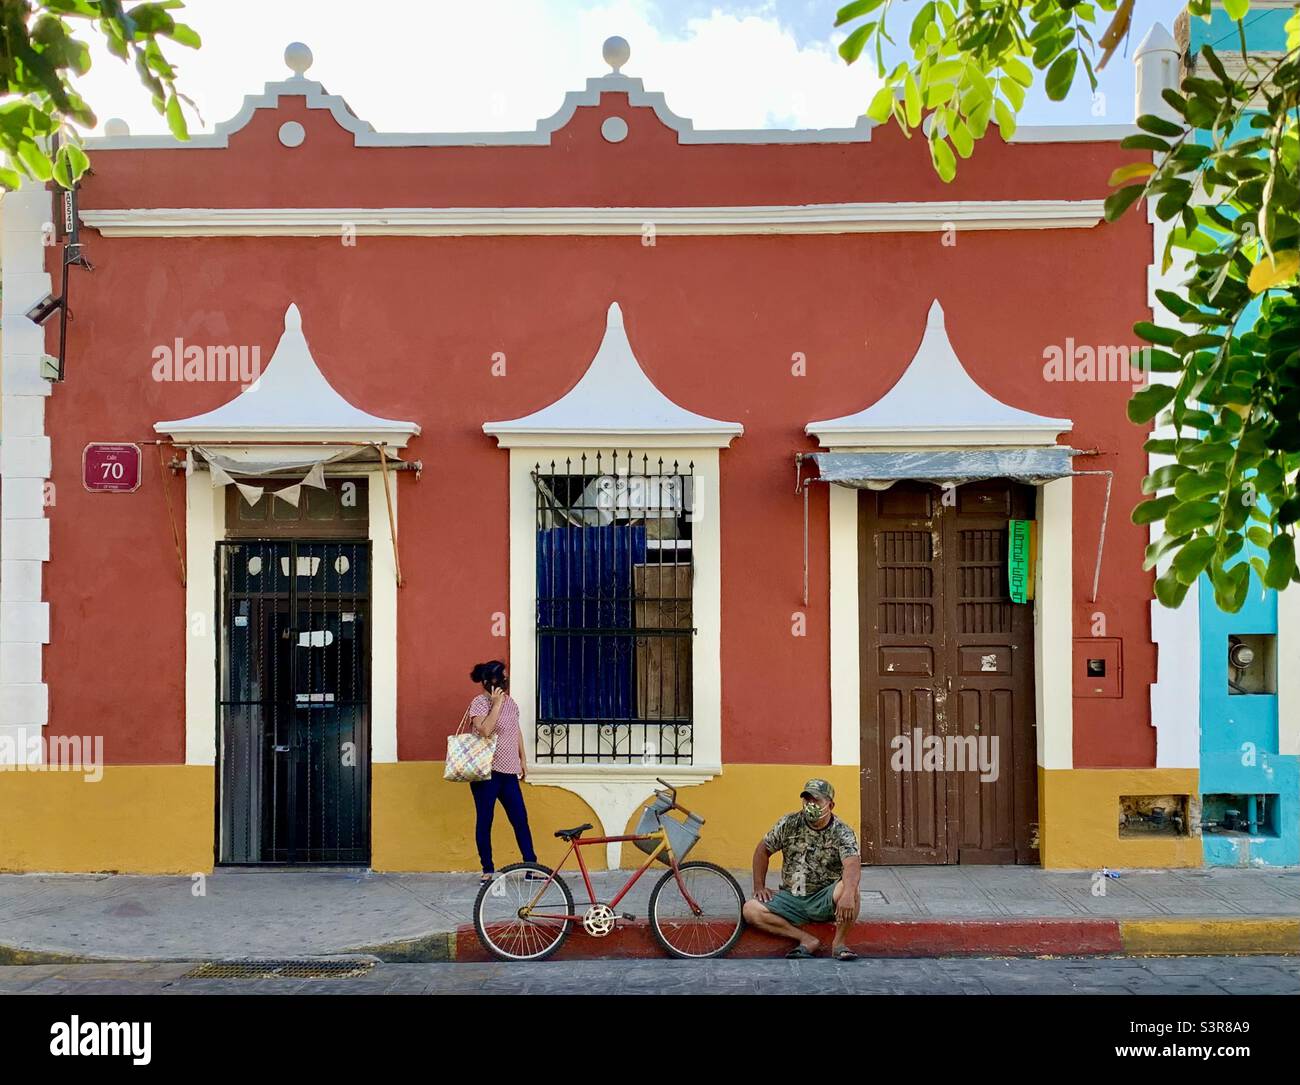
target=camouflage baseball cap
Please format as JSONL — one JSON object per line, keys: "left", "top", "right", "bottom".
{"left": 800, "top": 778, "right": 834, "bottom": 801}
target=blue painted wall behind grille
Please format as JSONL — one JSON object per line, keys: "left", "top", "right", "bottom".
{"left": 537, "top": 524, "right": 647, "bottom": 721}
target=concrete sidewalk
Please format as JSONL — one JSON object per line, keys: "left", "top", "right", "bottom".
{"left": 2, "top": 865, "right": 1299, "bottom": 963}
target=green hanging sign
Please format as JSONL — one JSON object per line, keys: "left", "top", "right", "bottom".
{"left": 1008, "top": 519, "right": 1036, "bottom": 604}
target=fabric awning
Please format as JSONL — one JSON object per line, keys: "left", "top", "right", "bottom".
{"left": 808, "top": 447, "right": 1073, "bottom": 489}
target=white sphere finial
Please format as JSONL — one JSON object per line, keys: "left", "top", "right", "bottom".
{"left": 284, "top": 41, "right": 313, "bottom": 77}
{"left": 603, "top": 36, "right": 630, "bottom": 74}
{"left": 104, "top": 118, "right": 130, "bottom": 138}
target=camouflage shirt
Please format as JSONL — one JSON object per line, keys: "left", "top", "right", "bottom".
{"left": 762, "top": 812, "right": 860, "bottom": 897}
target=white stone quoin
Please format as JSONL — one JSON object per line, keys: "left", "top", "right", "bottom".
{"left": 0, "top": 180, "right": 54, "bottom": 759}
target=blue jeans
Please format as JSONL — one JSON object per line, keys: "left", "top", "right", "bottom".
{"left": 470, "top": 770, "right": 537, "bottom": 873}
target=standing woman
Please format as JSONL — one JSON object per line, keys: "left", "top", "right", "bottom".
{"left": 467, "top": 660, "right": 538, "bottom": 884}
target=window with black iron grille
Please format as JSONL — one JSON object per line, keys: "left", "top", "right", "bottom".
{"left": 534, "top": 451, "right": 694, "bottom": 764}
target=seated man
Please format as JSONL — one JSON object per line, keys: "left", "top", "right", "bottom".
{"left": 743, "top": 778, "right": 861, "bottom": 960}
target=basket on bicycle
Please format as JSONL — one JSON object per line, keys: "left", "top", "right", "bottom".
{"left": 633, "top": 794, "right": 704, "bottom": 866}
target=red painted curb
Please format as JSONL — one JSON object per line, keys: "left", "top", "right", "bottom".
{"left": 454, "top": 918, "right": 1124, "bottom": 962}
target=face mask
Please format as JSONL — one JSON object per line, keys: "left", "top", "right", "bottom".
{"left": 803, "top": 801, "right": 825, "bottom": 822}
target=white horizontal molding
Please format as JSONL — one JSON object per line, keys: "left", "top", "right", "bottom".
{"left": 82, "top": 200, "right": 1106, "bottom": 238}
{"left": 809, "top": 426, "right": 1071, "bottom": 449}
{"left": 1008, "top": 123, "right": 1140, "bottom": 142}
{"left": 528, "top": 764, "right": 720, "bottom": 781}
{"left": 486, "top": 427, "right": 741, "bottom": 450}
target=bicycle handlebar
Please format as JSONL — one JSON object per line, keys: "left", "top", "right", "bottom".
{"left": 654, "top": 777, "right": 694, "bottom": 819}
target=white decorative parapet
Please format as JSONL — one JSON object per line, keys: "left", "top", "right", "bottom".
{"left": 1135, "top": 22, "right": 1182, "bottom": 121}
{"left": 1, "top": 181, "right": 53, "bottom": 760}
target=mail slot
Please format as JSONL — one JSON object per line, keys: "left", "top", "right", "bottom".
{"left": 1074, "top": 637, "right": 1122, "bottom": 698}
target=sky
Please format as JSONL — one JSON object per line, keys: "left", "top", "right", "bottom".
{"left": 68, "top": 0, "right": 1191, "bottom": 138}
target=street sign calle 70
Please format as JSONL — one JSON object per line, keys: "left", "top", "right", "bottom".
{"left": 83, "top": 443, "right": 142, "bottom": 493}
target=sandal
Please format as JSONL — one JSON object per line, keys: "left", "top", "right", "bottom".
{"left": 480, "top": 873, "right": 494, "bottom": 885}
{"left": 832, "top": 947, "right": 860, "bottom": 961}
{"left": 785, "top": 944, "right": 817, "bottom": 959}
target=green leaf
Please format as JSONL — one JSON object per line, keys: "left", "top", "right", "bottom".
{"left": 949, "top": 117, "right": 974, "bottom": 158}
{"left": 1174, "top": 473, "right": 1226, "bottom": 502}
{"left": 866, "top": 85, "right": 895, "bottom": 123}
{"left": 838, "top": 23, "right": 876, "bottom": 64}
{"left": 165, "top": 93, "right": 187, "bottom": 139}
{"left": 1172, "top": 536, "right": 1217, "bottom": 584}
{"left": 1155, "top": 566, "right": 1192, "bottom": 607}
{"left": 1001, "top": 56, "right": 1033, "bottom": 87}
{"left": 1044, "top": 50, "right": 1077, "bottom": 101}
{"left": 1136, "top": 113, "right": 1184, "bottom": 138}
{"left": 1223, "top": 0, "right": 1250, "bottom": 19}
{"left": 1103, "top": 184, "right": 1144, "bottom": 222}
{"left": 165, "top": 22, "right": 202, "bottom": 49}
{"left": 1132, "top": 494, "right": 1178, "bottom": 525}
{"left": 1166, "top": 500, "right": 1220, "bottom": 535}
{"left": 1212, "top": 561, "right": 1251, "bottom": 613}
{"left": 1265, "top": 534, "right": 1296, "bottom": 589}
{"left": 993, "top": 97, "right": 1016, "bottom": 141}
{"left": 929, "top": 135, "right": 956, "bottom": 182}
{"left": 16, "top": 139, "right": 53, "bottom": 182}
{"left": 834, "top": 0, "right": 885, "bottom": 26}
{"left": 904, "top": 73, "right": 921, "bottom": 127}
{"left": 1120, "top": 134, "right": 1173, "bottom": 153}
{"left": 1133, "top": 321, "right": 1182, "bottom": 347}
{"left": 1128, "top": 383, "right": 1175, "bottom": 423}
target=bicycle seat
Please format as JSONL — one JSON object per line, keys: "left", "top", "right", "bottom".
{"left": 553, "top": 823, "right": 593, "bottom": 841}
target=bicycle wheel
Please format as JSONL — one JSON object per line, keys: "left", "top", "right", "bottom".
{"left": 474, "top": 862, "right": 574, "bottom": 962}
{"left": 648, "top": 860, "right": 745, "bottom": 959}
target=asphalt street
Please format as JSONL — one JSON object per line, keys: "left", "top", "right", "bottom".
{"left": 4, "top": 955, "right": 1300, "bottom": 995}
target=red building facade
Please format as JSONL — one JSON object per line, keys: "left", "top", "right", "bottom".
{"left": 0, "top": 38, "right": 1194, "bottom": 873}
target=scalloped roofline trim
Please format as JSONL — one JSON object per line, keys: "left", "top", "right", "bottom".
{"left": 83, "top": 74, "right": 873, "bottom": 150}
{"left": 81, "top": 72, "right": 1140, "bottom": 151}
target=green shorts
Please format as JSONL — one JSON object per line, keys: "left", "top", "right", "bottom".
{"left": 764, "top": 882, "right": 838, "bottom": 926}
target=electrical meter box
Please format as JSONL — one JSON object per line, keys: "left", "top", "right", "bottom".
{"left": 1074, "top": 638, "right": 1122, "bottom": 698}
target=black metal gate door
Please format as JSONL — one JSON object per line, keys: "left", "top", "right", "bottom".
{"left": 218, "top": 540, "right": 371, "bottom": 864}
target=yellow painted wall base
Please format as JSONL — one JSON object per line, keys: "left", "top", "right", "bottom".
{"left": 0, "top": 766, "right": 214, "bottom": 874}
{"left": 1039, "top": 766, "right": 1203, "bottom": 869}
{"left": 372, "top": 763, "right": 604, "bottom": 871}
{"left": 374, "top": 763, "right": 861, "bottom": 872}
{"left": 613, "top": 764, "right": 862, "bottom": 871}
{"left": 0, "top": 761, "right": 1214, "bottom": 874}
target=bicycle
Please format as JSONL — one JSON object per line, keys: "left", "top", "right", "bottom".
{"left": 473, "top": 778, "right": 745, "bottom": 961}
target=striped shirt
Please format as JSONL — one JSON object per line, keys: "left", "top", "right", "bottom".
{"left": 469, "top": 693, "right": 523, "bottom": 775}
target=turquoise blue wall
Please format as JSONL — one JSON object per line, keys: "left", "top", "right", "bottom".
{"left": 1189, "top": 6, "right": 1292, "bottom": 51}
{"left": 1189, "top": 4, "right": 1299, "bottom": 866}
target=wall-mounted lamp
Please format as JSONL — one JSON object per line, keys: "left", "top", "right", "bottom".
{"left": 25, "top": 293, "right": 63, "bottom": 325}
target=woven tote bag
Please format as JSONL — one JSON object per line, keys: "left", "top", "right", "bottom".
{"left": 443, "top": 706, "right": 497, "bottom": 782}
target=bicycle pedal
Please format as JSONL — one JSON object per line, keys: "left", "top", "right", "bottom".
{"left": 621, "top": 913, "right": 636, "bottom": 921}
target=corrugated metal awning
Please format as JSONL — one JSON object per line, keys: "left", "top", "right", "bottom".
{"left": 808, "top": 447, "right": 1073, "bottom": 488}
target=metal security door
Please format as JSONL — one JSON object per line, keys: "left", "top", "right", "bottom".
{"left": 859, "top": 482, "right": 1037, "bottom": 865}
{"left": 218, "top": 540, "right": 371, "bottom": 864}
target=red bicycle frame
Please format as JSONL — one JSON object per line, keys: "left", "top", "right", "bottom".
{"left": 520, "top": 786, "right": 705, "bottom": 921}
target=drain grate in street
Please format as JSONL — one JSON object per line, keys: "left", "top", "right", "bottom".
{"left": 183, "top": 959, "right": 374, "bottom": 980}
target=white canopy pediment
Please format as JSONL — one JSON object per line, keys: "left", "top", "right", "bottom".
{"left": 483, "top": 301, "right": 742, "bottom": 448}
{"left": 154, "top": 302, "right": 420, "bottom": 449}
{"left": 806, "top": 300, "right": 1070, "bottom": 448}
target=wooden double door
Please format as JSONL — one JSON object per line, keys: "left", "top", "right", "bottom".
{"left": 858, "top": 480, "right": 1038, "bottom": 864}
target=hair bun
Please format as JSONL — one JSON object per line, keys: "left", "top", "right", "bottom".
{"left": 471, "top": 660, "right": 506, "bottom": 685}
